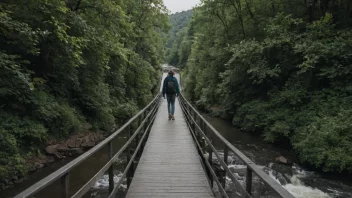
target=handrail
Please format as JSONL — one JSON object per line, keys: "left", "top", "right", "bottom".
{"left": 178, "top": 94, "right": 295, "bottom": 198}
{"left": 15, "top": 93, "right": 161, "bottom": 198}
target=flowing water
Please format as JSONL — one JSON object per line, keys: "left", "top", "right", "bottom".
{"left": 202, "top": 114, "right": 352, "bottom": 198}
{"left": 82, "top": 114, "right": 352, "bottom": 198}
{"left": 2, "top": 114, "right": 352, "bottom": 198}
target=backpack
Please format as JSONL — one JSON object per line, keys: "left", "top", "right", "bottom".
{"left": 166, "top": 77, "right": 177, "bottom": 94}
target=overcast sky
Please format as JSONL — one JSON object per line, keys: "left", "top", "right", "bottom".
{"left": 163, "top": 0, "right": 201, "bottom": 13}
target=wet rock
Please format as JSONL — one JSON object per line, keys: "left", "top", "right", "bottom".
{"left": 81, "top": 136, "right": 95, "bottom": 149}
{"left": 14, "top": 178, "right": 24, "bottom": 184}
{"left": 56, "top": 143, "right": 69, "bottom": 153}
{"left": 275, "top": 156, "right": 292, "bottom": 165}
{"left": 89, "top": 133, "right": 96, "bottom": 142}
{"left": 270, "top": 162, "right": 293, "bottom": 177}
{"left": 45, "top": 145, "right": 65, "bottom": 159}
{"left": 45, "top": 145, "right": 58, "bottom": 154}
{"left": 28, "top": 166, "right": 36, "bottom": 173}
{"left": 69, "top": 148, "right": 84, "bottom": 156}
{"left": 98, "top": 133, "right": 104, "bottom": 141}
{"left": 46, "top": 156, "right": 55, "bottom": 164}
{"left": 229, "top": 166, "right": 247, "bottom": 177}
{"left": 66, "top": 136, "right": 77, "bottom": 148}
{"left": 35, "top": 163, "right": 44, "bottom": 170}
{"left": 75, "top": 138, "right": 82, "bottom": 148}
{"left": 264, "top": 167, "right": 289, "bottom": 185}
{"left": 53, "top": 152, "right": 65, "bottom": 159}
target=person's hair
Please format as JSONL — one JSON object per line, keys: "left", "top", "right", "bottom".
{"left": 168, "top": 70, "right": 174, "bottom": 75}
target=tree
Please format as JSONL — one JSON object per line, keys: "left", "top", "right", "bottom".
{"left": 0, "top": 0, "right": 168, "bottom": 184}
{"left": 175, "top": 0, "right": 352, "bottom": 173}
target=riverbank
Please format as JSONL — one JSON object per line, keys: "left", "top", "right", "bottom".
{"left": 202, "top": 113, "right": 352, "bottom": 198}
{"left": 0, "top": 129, "right": 107, "bottom": 193}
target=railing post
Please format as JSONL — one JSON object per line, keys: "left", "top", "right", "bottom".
{"left": 127, "top": 148, "right": 134, "bottom": 189}
{"left": 108, "top": 142, "right": 114, "bottom": 193}
{"left": 191, "top": 113, "right": 196, "bottom": 134}
{"left": 224, "top": 146, "right": 229, "bottom": 165}
{"left": 135, "top": 124, "right": 139, "bottom": 152}
{"left": 62, "top": 173, "right": 69, "bottom": 198}
{"left": 208, "top": 149, "right": 213, "bottom": 188}
{"left": 138, "top": 114, "right": 142, "bottom": 127}
{"left": 137, "top": 113, "right": 146, "bottom": 158}
{"left": 127, "top": 125, "right": 134, "bottom": 189}
{"left": 193, "top": 111, "right": 198, "bottom": 137}
{"left": 143, "top": 111, "right": 147, "bottom": 124}
{"left": 201, "top": 137, "right": 206, "bottom": 154}
{"left": 202, "top": 120, "right": 206, "bottom": 135}
{"left": 201, "top": 120, "right": 207, "bottom": 153}
{"left": 222, "top": 146, "right": 229, "bottom": 188}
{"left": 246, "top": 167, "right": 252, "bottom": 197}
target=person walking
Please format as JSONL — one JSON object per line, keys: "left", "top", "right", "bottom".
{"left": 162, "top": 70, "right": 180, "bottom": 120}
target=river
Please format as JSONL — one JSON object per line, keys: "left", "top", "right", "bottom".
{"left": 202, "top": 114, "right": 352, "bottom": 198}
{"left": 2, "top": 114, "right": 352, "bottom": 198}
{"left": 73, "top": 114, "right": 352, "bottom": 198}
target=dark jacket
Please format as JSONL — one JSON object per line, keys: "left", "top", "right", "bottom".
{"left": 162, "top": 75, "right": 180, "bottom": 97}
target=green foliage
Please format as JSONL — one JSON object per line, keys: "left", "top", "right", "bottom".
{"left": 176, "top": 0, "right": 352, "bottom": 173}
{"left": 165, "top": 10, "right": 193, "bottom": 66}
{"left": 0, "top": 112, "right": 47, "bottom": 180}
{"left": 0, "top": 0, "right": 168, "bottom": 183}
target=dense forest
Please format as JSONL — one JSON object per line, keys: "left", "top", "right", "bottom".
{"left": 168, "top": 0, "right": 352, "bottom": 173}
{"left": 165, "top": 10, "right": 193, "bottom": 67}
{"left": 0, "top": 0, "right": 168, "bottom": 184}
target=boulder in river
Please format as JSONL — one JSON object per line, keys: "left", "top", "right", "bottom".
{"left": 275, "top": 156, "right": 293, "bottom": 166}
{"left": 45, "top": 145, "right": 58, "bottom": 154}
{"left": 45, "top": 145, "right": 65, "bottom": 159}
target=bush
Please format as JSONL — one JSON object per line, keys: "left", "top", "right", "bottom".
{"left": 0, "top": 112, "right": 47, "bottom": 181}
{"left": 31, "top": 91, "right": 83, "bottom": 137}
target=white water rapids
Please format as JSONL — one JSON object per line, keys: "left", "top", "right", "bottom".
{"left": 267, "top": 163, "right": 331, "bottom": 198}
{"left": 219, "top": 153, "right": 350, "bottom": 198}
{"left": 89, "top": 152, "right": 351, "bottom": 198}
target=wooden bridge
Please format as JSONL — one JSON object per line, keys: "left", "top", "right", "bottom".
{"left": 15, "top": 73, "right": 294, "bottom": 198}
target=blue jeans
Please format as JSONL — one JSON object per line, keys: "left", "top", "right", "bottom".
{"left": 166, "top": 94, "right": 176, "bottom": 115}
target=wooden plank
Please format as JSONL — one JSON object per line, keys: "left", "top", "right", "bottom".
{"left": 126, "top": 74, "right": 214, "bottom": 198}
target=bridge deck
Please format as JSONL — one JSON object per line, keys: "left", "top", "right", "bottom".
{"left": 126, "top": 76, "right": 214, "bottom": 198}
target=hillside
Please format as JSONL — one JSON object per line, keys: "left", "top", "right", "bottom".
{"left": 0, "top": 0, "right": 168, "bottom": 187}
{"left": 170, "top": 0, "right": 352, "bottom": 174}
{"left": 165, "top": 10, "right": 193, "bottom": 66}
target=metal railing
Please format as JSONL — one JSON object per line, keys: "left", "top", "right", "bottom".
{"left": 178, "top": 94, "right": 295, "bottom": 198}
{"left": 15, "top": 93, "right": 162, "bottom": 198}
